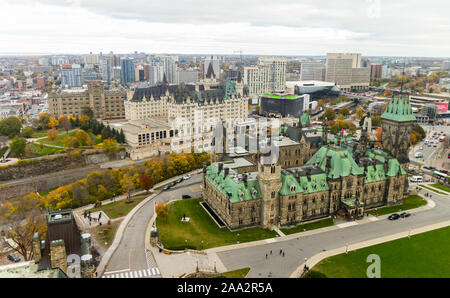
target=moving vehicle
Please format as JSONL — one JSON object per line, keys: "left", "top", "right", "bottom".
{"left": 415, "top": 152, "right": 423, "bottom": 158}
{"left": 176, "top": 178, "right": 183, "bottom": 183}
{"left": 440, "top": 169, "right": 449, "bottom": 174}
{"left": 183, "top": 175, "right": 191, "bottom": 180}
{"left": 163, "top": 185, "right": 170, "bottom": 191}
{"left": 182, "top": 195, "right": 192, "bottom": 199}
{"left": 433, "top": 171, "right": 448, "bottom": 180}
{"left": 409, "top": 176, "right": 423, "bottom": 183}
{"left": 400, "top": 212, "right": 411, "bottom": 218}
{"left": 388, "top": 214, "right": 400, "bottom": 220}
{"left": 7, "top": 253, "right": 21, "bottom": 263}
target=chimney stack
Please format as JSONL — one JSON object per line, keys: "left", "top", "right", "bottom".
{"left": 218, "top": 162, "right": 223, "bottom": 174}
{"left": 243, "top": 174, "right": 248, "bottom": 188}
{"left": 224, "top": 167, "right": 229, "bottom": 177}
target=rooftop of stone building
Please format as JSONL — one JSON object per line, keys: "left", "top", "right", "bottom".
{"left": 0, "top": 262, "right": 65, "bottom": 278}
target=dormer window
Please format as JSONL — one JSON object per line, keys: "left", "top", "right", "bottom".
{"left": 290, "top": 185, "right": 296, "bottom": 192}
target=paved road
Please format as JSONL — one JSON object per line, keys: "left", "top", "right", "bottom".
{"left": 216, "top": 187, "right": 450, "bottom": 278}
{"left": 102, "top": 174, "right": 203, "bottom": 277}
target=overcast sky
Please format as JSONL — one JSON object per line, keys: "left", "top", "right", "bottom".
{"left": 1, "top": 0, "right": 449, "bottom": 57}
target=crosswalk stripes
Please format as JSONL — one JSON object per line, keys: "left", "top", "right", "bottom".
{"left": 102, "top": 267, "right": 160, "bottom": 278}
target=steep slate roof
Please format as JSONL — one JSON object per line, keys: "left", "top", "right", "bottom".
{"left": 381, "top": 95, "right": 416, "bottom": 122}
{"left": 206, "top": 63, "right": 216, "bottom": 79}
{"left": 300, "top": 113, "right": 312, "bottom": 127}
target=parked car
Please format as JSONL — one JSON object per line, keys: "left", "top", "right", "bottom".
{"left": 183, "top": 175, "right": 191, "bottom": 180}
{"left": 170, "top": 182, "right": 177, "bottom": 187}
{"left": 176, "top": 178, "right": 183, "bottom": 184}
{"left": 182, "top": 195, "right": 192, "bottom": 199}
{"left": 7, "top": 253, "right": 20, "bottom": 263}
{"left": 388, "top": 214, "right": 400, "bottom": 220}
{"left": 423, "top": 166, "right": 432, "bottom": 170}
{"left": 163, "top": 185, "right": 170, "bottom": 191}
{"left": 400, "top": 212, "right": 411, "bottom": 218}
{"left": 440, "top": 169, "right": 449, "bottom": 174}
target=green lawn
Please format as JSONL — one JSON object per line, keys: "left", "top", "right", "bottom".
{"left": 156, "top": 198, "right": 277, "bottom": 250}
{"left": 89, "top": 197, "right": 146, "bottom": 219}
{"left": 366, "top": 195, "right": 427, "bottom": 216}
{"left": 430, "top": 184, "right": 450, "bottom": 193}
{"left": 305, "top": 225, "right": 450, "bottom": 278}
{"left": 281, "top": 218, "right": 334, "bottom": 235}
{"left": 39, "top": 130, "right": 78, "bottom": 147}
{"left": 214, "top": 268, "right": 250, "bottom": 278}
{"left": 25, "top": 143, "right": 64, "bottom": 158}
{"left": 92, "top": 219, "right": 122, "bottom": 249}
{"left": 420, "top": 184, "right": 447, "bottom": 195}
{"left": 31, "top": 128, "right": 66, "bottom": 138}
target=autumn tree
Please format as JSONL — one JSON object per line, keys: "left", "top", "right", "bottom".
{"left": 155, "top": 203, "right": 169, "bottom": 221}
{"left": 339, "top": 107, "right": 350, "bottom": 117}
{"left": 355, "top": 109, "right": 364, "bottom": 119}
{"left": 383, "top": 90, "right": 392, "bottom": 97}
{"left": 0, "top": 193, "right": 47, "bottom": 261}
{"left": 323, "top": 108, "right": 336, "bottom": 121}
{"left": 139, "top": 174, "right": 153, "bottom": 193}
{"left": 374, "top": 127, "right": 382, "bottom": 145}
{"left": 48, "top": 117, "right": 59, "bottom": 128}
{"left": 75, "top": 129, "right": 89, "bottom": 146}
{"left": 47, "top": 128, "right": 58, "bottom": 141}
{"left": 59, "top": 116, "right": 72, "bottom": 134}
{"left": 102, "top": 138, "right": 119, "bottom": 156}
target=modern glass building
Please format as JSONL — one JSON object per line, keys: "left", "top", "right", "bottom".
{"left": 120, "top": 58, "right": 135, "bottom": 84}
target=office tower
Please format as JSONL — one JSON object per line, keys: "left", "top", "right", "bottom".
{"left": 177, "top": 69, "right": 199, "bottom": 84}
{"left": 149, "top": 63, "right": 165, "bottom": 85}
{"left": 243, "top": 57, "right": 286, "bottom": 95}
{"left": 300, "top": 62, "right": 325, "bottom": 81}
{"left": 61, "top": 64, "right": 82, "bottom": 88}
{"left": 121, "top": 58, "right": 135, "bottom": 84}
{"left": 100, "top": 59, "right": 112, "bottom": 84}
{"left": 203, "top": 56, "right": 221, "bottom": 80}
{"left": 160, "top": 55, "right": 178, "bottom": 84}
{"left": 325, "top": 53, "right": 370, "bottom": 91}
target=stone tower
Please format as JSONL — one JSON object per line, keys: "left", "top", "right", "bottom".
{"left": 257, "top": 145, "right": 282, "bottom": 228}
{"left": 381, "top": 95, "right": 416, "bottom": 192}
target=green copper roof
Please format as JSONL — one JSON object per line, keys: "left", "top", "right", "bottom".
{"left": 364, "top": 164, "right": 386, "bottom": 183}
{"left": 205, "top": 164, "right": 261, "bottom": 203}
{"left": 306, "top": 146, "right": 363, "bottom": 179}
{"left": 381, "top": 95, "right": 416, "bottom": 122}
{"left": 262, "top": 94, "right": 299, "bottom": 99}
{"left": 280, "top": 171, "right": 329, "bottom": 195}
{"left": 300, "top": 113, "right": 311, "bottom": 127}
{"left": 341, "top": 197, "right": 360, "bottom": 208}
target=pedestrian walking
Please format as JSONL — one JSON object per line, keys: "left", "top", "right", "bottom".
{"left": 283, "top": 252, "right": 285, "bottom": 257}
{"left": 270, "top": 250, "right": 272, "bottom": 255}
{"left": 266, "top": 254, "right": 268, "bottom": 259}
{"left": 279, "top": 249, "right": 282, "bottom": 255}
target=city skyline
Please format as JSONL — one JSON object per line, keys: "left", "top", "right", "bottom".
{"left": 1, "top": 0, "right": 449, "bottom": 57}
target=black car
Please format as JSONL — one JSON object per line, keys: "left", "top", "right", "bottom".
{"left": 7, "top": 253, "right": 21, "bottom": 263}
{"left": 182, "top": 195, "right": 192, "bottom": 199}
{"left": 400, "top": 212, "right": 411, "bottom": 218}
{"left": 388, "top": 214, "right": 400, "bottom": 220}
{"left": 162, "top": 185, "right": 170, "bottom": 191}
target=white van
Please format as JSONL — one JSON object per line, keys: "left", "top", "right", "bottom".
{"left": 410, "top": 176, "right": 423, "bottom": 183}
{"left": 415, "top": 152, "right": 423, "bottom": 158}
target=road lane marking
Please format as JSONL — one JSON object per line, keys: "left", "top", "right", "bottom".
{"left": 103, "top": 268, "right": 130, "bottom": 275}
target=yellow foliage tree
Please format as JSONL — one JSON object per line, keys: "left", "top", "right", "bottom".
{"left": 47, "top": 128, "right": 58, "bottom": 141}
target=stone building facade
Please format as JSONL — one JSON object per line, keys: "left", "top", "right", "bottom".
{"left": 202, "top": 95, "right": 412, "bottom": 230}
{"left": 48, "top": 81, "right": 126, "bottom": 119}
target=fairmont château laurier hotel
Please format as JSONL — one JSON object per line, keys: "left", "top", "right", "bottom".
{"left": 203, "top": 95, "right": 416, "bottom": 230}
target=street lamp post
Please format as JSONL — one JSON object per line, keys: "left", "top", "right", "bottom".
{"left": 346, "top": 243, "right": 349, "bottom": 254}
{"left": 185, "top": 239, "right": 187, "bottom": 250}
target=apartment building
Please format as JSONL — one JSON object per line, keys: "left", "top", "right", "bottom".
{"left": 243, "top": 57, "right": 287, "bottom": 95}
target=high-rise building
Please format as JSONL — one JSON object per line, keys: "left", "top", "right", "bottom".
{"left": 100, "top": 59, "right": 112, "bottom": 84}
{"left": 300, "top": 62, "right": 325, "bottom": 81}
{"left": 203, "top": 56, "right": 221, "bottom": 80}
{"left": 370, "top": 64, "right": 383, "bottom": 80}
{"left": 177, "top": 69, "right": 199, "bottom": 84}
{"left": 243, "top": 57, "right": 286, "bottom": 95}
{"left": 84, "top": 53, "right": 99, "bottom": 65}
{"left": 325, "top": 53, "right": 370, "bottom": 91}
{"left": 120, "top": 58, "right": 135, "bottom": 84}
{"left": 61, "top": 64, "right": 82, "bottom": 88}
{"left": 149, "top": 63, "right": 164, "bottom": 85}
{"left": 158, "top": 55, "right": 178, "bottom": 84}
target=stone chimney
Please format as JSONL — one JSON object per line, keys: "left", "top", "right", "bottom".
{"left": 243, "top": 174, "right": 248, "bottom": 188}
{"left": 384, "top": 159, "right": 389, "bottom": 173}
{"left": 218, "top": 162, "right": 223, "bottom": 174}
{"left": 32, "top": 232, "right": 41, "bottom": 263}
{"left": 305, "top": 167, "right": 312, "bottom": 181}
{"left": 326, "top": 156, "right": 332, "bottom": 176}
{"left": 224, "top": 167, "right": 229, "bottom": 178}
{"left": 50, "top": 239, "right": 67, "bottom": 274}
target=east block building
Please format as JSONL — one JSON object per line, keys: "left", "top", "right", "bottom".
{"left": 202, "top": 95, "right": 415, "bottom": 230}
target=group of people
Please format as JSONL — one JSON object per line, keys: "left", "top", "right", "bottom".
{"left": 265, "top": 249, "right": 285, "bottom": 259}
{"left": 83, "top": 210, "right": 103, "bottom": 226}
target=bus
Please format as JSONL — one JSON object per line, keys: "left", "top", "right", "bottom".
{"left": 433, "top": 171, "right": 448, "bottom": 180}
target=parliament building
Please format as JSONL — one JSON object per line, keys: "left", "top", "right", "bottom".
{"left": 202, "top": 95, "right": 415, "bottom": 230}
